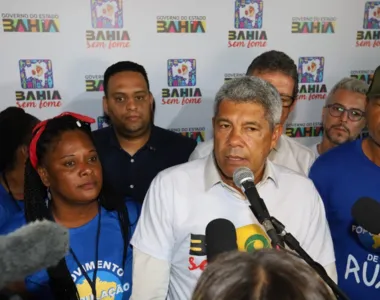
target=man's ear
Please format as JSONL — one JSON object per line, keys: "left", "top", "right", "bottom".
{"left": 270, "top": 123, "right": 282, "bottom": 150}
{"left": 103, "top": 96, "right": 109, "bottom": 116}
{"left": 37, "top": 166, "right": 50, "bottom": 187}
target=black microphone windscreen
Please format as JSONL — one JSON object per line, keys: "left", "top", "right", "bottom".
{"left": 351, "top": 197, "right": 380, "bottom": 235}
{"left": 205, "top": 218, "right": 237, "bottom": 263}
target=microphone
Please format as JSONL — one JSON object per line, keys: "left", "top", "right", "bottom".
{"left": 351, "top": 197, "right": 380, "bottom": 235}
{"left": 205, "top": 218, "right": 238, "bottom": 263}
{"left": 0, "top": 219, "right": 70, "bottom": 289}
{"left": 233, "top": 167, "right": 283, "bottom": 248}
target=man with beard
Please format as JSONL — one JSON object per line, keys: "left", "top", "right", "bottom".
{"left": 93, "top": 61, "right": 197, "bottom": 203}
{"left": 310, "top": 78, "right": 368, "bottom": 157}
{"left": 309, "top": 65, "right": 380, "bottom": 300}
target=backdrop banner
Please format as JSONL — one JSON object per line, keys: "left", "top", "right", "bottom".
{"left": 0, "top": 0, "right": 379, "bottom": 146}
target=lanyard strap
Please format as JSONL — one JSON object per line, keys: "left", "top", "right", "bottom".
{"left": 69, "top": 203, "right": 102, "bottom": 299}
{"left": 2, "top": 173, "right": 22, "bottom": 211}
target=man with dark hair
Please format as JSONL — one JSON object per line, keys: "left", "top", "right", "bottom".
{"left": 309, "top": 65, "right": 380, "bottom": 300}
{"left": 189, "top": 50, "right": 316, "bottom": 176}
{"left": 93, "top": 61, "right": 197, "bottom": 203}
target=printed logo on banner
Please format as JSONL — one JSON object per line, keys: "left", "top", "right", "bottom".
{"left": 224, "top": 73, "right": 245, "bottom": 82}
{"left": 291, "top": 16, "right": 336, "bottom": 33}
{"left": 356, "top": 1, "right": 380, "bottom": 47}
{"left": 285, "top": 122, "right": 323, "bottom": 138}
{"left": 85, "top": 75, "right": 104, "bottom": 92}
{"left": 169, "top": 127, "right": 206, "bottom": 143}
{"left": 97, "top": 116, "right": 109, "bottom": 129}
{"left": 228, "top": 0, "right": 267, "bottom": 48}
{"left": 15, "top": 59, "right": 62, "bottom": 109}
{"left": 350, "top": 70, "right": 374, "bottom": 85}
{"left": 86, "top": 0, "right": 130, "bottom": 49}
{"left": 297, "top": 57, "right": 328, "bottom": 101}
{"left": 156, "top": 16, "right": 206, "bottom": 33}
{"left": 1, "top": 13, "right": 60, "bottom": 32}
{"left": 162, "top": 59, "right": 202, "bottom": 106}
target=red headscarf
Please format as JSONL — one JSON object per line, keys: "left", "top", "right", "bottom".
{"left": 29, "top": 112, "right": 95, "bottom": 169}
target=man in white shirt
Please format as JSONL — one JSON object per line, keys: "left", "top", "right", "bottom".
{"left": 130, "top": 76, "right": 336, "bottom": 300}
{"left": 189, "top": 50, "right": 316, "bottom": 176}
{"left": 309, "top": 77, "right": 368, "bottom": 157}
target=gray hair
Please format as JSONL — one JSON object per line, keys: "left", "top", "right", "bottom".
{"left": 326, "top": 77, "right": 369, "bottom": 105}
{"left": 214, "top": 76, "right": 282, "bottom": 128}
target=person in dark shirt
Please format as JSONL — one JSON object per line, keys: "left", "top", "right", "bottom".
{"left": 93, "top": 61, "right": 197, "bottom": 203}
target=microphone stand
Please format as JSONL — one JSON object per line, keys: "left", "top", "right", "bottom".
{"left": 270, "top": 217, "right": 350, "bottom": 300}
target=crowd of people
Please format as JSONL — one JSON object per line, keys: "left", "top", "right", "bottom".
{"left": 0, "top": 50, "right": 379, "bottom": 300}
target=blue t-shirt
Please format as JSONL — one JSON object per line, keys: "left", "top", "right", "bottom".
{"left": 1, "top": 199, "right": 140, "bottom": 300}
{"left": 309, "top": 139, "right": 380, "bottom": 300}
{"left": 0, "top": 181, "right": 24, "bottom": 230}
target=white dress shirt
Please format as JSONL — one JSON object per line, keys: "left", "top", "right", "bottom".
{"left": 130, "top": 154, "right": 336, "bottom": 300}
{"left": 310, "top": 142, "right": 320, "bottom": 158}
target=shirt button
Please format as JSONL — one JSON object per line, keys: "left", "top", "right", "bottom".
{"left": 131, "top": 159, "right": 134, "bottom": 163}
{"left": 130, "top": 185, "right": 134, "bottom": 189}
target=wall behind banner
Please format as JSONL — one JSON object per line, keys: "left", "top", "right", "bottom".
{"left": 0, "top": 0, "right": 379, "bottom": 146}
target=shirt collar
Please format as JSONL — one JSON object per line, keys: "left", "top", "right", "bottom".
{"left": 204, "top": 153, "right": 279, "bottom": 191}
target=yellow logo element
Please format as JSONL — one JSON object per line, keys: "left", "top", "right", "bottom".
{"left": 236, "top": 224, "right": 271, "bottom": 252}
{"left": 77, "top": 277, "right": 116, "bottom": 299}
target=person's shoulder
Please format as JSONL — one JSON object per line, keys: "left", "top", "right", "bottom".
{"left": 154, "top": 156, "right": 207, "bottom": 183}
{"left": 0, "top": 211, "right": 26, "bottom": 235}
{"left": 92, "top": 126, "right": 112, "bottom": 143}
{"left": 271, "top": 161, "right": 312, "bottom": 184}
{"left": 281, "top": 135, "right": 316, "bottom": 160}
{"left": 154, "top": 126, "right": 197, "bottom": 148}
{"left": 313, "top": 140, "right": 358, "bottom": 168}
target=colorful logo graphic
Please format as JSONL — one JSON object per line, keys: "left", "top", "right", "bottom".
{"left": 156, "top": 16, "right": 206, "bottom": 33}
{"left": 91, "top": 0, "right": 123, "bottom": 28}
{"left": 236, "top": 224, "right": 271, "bottom": 252}
{"left": 285, "top": 123, "right": 323, "bottom": 138}
{"left": 16, "top": 59, "right": 62, "bottom": 109}
{"left": 352, "top": 223, "right": 380, "bottom": 253}
{"left": 291, "top": 17, "right": 336, "bottom": 33}
{"left": 170, "top": 127, "right": 205, "bottom": 143}
{"left": 85, "top": 75, "right": 104, "bottom": 92}
{"left": 350, "top": 70, "right": 374, "bottom": 85}
{"left": 97, "top": 116, "right": 108, "bottom": 129}
{"left": 19, "top": 59, "right": 54, "bottom": 89}
{"left": 167, "top": 59, "right": 196, "bottom": 87}
{"left": 234, "top": 0, "right": 263, "bottom": 29}
{"left": 363, "top": 1, "right": 380, "bottom": 29}
{"left": 298, "top": 57, "right": 325, "bottom": 83}
{"left": 2, "top": 13, "right": 60, "bottom": 33}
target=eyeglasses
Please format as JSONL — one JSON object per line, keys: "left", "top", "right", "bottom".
{"left": 325, "top": 104, "right": 365, "bottom": 122}
{"left": 280, "top": 94, "right": 295, "bottom": 108}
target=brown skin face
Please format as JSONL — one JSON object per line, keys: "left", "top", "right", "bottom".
{"left": 37, "top": 130, "right": 102, "bottom": 205}
{"left": 213, "top": 100, "right": 281, "bottom": 187}
{"left": 362, "top": 97, "right": 380, "bottom": 166}
{"left": 103, "top": 71, "right": 153, "bottom": 139}
{"left": 322, "top": 89, "right": 366, "bottom": 145}
{"left": 250, "top": 71, "right": 295, "bottom": 125}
